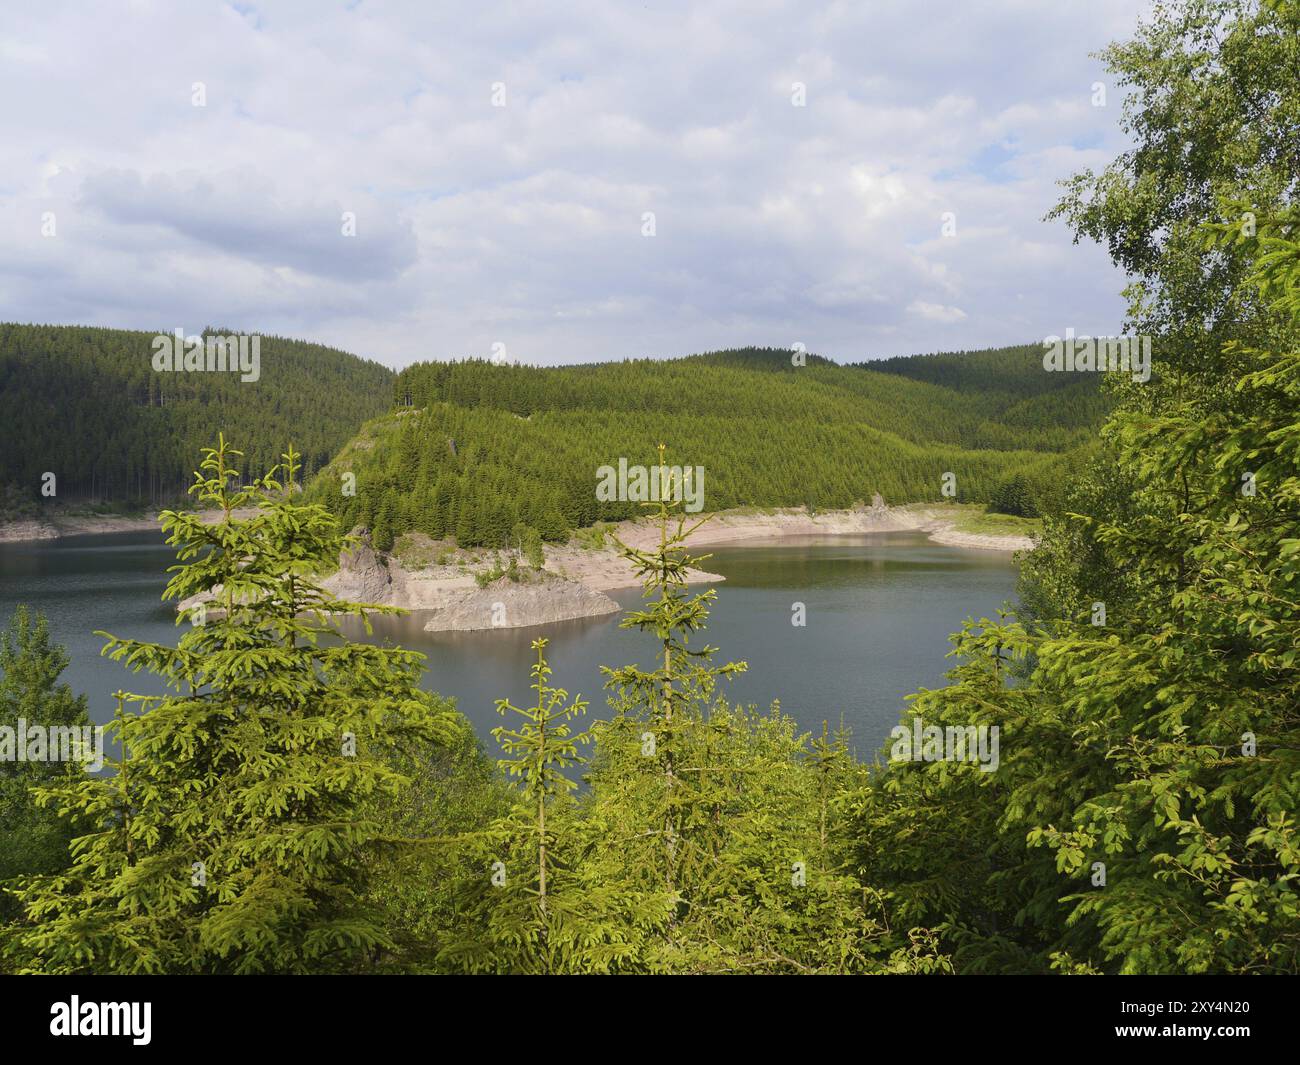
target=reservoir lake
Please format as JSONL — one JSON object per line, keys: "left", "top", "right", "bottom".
{"left": 0, "top": 530, "right": 1018, "bottom": 763}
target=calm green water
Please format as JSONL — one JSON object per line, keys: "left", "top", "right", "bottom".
{"left": 0, "top": 530, "right": 1017, "bottom": 760}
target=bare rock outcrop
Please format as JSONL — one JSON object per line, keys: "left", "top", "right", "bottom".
{"left": 422, "top": 573, "right": 620, "bottom": 633}
{"left": 324, "top": 534, "right": 393, "bottom": 604}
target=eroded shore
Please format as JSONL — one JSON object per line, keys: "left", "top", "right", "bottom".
{"left": 322, "top": 503, "right": 1035, "bottom": 631}
{"left": 0, "top": 507, "right": 255, "bottom": 544}
{"left": 4, "top": 503, "right": 1035, "bottom": 633}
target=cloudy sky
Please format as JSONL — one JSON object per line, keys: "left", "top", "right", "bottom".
{"left": 1, "top": 0, "right": 1149, "bottom": 368}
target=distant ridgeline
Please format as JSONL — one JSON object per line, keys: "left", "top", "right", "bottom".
{"left": 0, "top": 323, "right": 393, "bottom": 512}
{"left": 308, "top": 344, "right": 1109, "bottom": 550}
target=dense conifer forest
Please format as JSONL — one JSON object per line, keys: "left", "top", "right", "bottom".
{"left": 310, "top": 343, "right": 1103, "bottom": 549}
{"left": 0, "top": 324, "right": 393, "bottom": 512}
{"left": 0, "top": 325, "right": 1102, "bottom": 538}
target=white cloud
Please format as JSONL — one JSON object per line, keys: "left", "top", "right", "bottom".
{"left": 0, "top": 0, "right": 1146, "bottom": 366}
{"left": 907, "top": 300, "right": 968, "bottom": 324}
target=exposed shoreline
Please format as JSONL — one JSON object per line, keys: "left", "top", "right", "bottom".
{"left": 321, "top": 503, "right": 1035, "bottom": 632}
{"left": 6, "top": 503, "right": 1035, "bottom": 633}
{"left": 0, "top": 507, "right": 251, "bottom": 544}
{"left": 0, "top": 513, "right": 164, "bottom": 544}
{"left": 0, "top": 501, "right": 1036, "bottom": 553}
{"left": 636, "top": 503, "right": 1037, "bottom": 555}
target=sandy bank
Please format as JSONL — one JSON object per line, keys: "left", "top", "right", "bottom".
{"left": 0, "top": 513, "right": 161, "bottom": 543}
{"left": 0, "top": 507, "right": 257, "bottom": 544}
{"left": 611, "top": 502, "right": 1037, "bottom": 554}
{"left": 318, "top": 502, "right": 1033, "bottom": 630}
{"left": 55, "top": 500, "right": 1032, "bottom": 633}
{"left": 3, "top": 500, "right": 1033, "bottom": 556}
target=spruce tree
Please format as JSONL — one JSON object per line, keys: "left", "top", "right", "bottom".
{"left": 440, "top": 638, "right": 670, "bottom": 973}
{"left": 489, "top": 637, "right": 589, "bottom": 963}
{"left": 585, "top": 448, "right": 921, "bottom": 973}
{"left": 0, "top": 607, "right": 91, "bottom": 927}
{"left": 372, "top": 497, "right": 395, "bottom": 553}
{"left": 5, "top": 436, "right": 458, "bottom": 974}
{"left": 601, "top": 445, "right": 747, "bottom": 901}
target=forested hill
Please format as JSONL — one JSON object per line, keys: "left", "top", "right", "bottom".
{"left": 859, "top": 343, "right": 1062, "bottom": 392}
{"left": 309, "top": 344, "right": 1108, "bottom": 549}
{"left": 0, "top": 323, "right": 393, "bottom": 511}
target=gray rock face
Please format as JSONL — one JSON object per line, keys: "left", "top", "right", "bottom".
{"left": 172, "top": 530, "right": 629, "bottom": 631}
{"left": 422, "top": 574, "right": 620, "bottom": 632}
{"left": 326, "top": 535, "right": 393, "bottom": 604}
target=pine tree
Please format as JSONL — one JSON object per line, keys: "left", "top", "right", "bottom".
{"left": 579, "top": 448, "right": 912, "bottom": 973}
{"left": 523, "top": 526, "right": 545, "bottom": 569}
{"left": 491, "top": 638, "right": 589, "bottom": 962}
{"left": 601, "top": 446, "right": 746, "bottom": 900}
{"left": 440, "top": 639, "right": 670, "bottom": 973}
{"left": 0, "top": 607, "right": 91, "bottom": 927}
{"left": 372, "top": 497, "right": 395, "bottom": 553}
{"left": 4, "top": 436, "right": 459, "bottom": 974}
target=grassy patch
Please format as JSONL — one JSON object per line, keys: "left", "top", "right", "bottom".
{"left": 393, "top": 532, "right": 458, "bottom": 570}
{"left": 473, "top": 554, "right": 545, "bottom": 587}
{"left": 941, "top": 504, "right": 1042, "bottom": 537}
{"left": 569, "top": 522, "right": 617, "bottom": 550}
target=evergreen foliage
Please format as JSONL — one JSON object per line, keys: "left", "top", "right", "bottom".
{"left": 0, "top": 324, "right": 392, "bottom": 510}
{"left": 312, "top": 345, "right": 1103, "bottom": 549}
{"left": 0, "top": 607, "right": 91, "bottom": 928}
{"left": 436, "top": 449, "right": 949, "bottom": 974}
{"left": 3, "top": 437, "right": 459, "bottom": 973}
